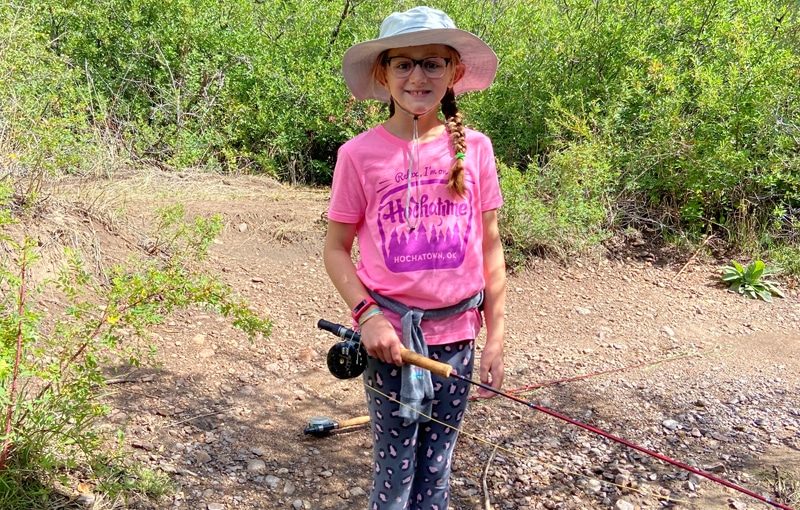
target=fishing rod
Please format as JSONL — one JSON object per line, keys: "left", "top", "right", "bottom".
{"left": 317, "top": 319, "right": 794, "bottom": 510}
{"left": 304, "top": 415, "right": 371, "bottom": 436}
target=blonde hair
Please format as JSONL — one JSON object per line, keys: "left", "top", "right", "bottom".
{"left": 441, "top": 86, "right": 466, "bottom": 197}
{"left": 372, "top": 49, "right": 468, "bottom": 197}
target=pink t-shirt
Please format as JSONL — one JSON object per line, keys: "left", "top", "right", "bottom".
{"left": 328, "top": 125, "right": 503, "bottom": 344}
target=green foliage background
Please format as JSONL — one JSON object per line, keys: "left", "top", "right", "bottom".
{"left": 2, "top": 0, "right": 799, "bottom": 257}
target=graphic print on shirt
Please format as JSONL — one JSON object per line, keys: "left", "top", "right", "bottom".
{"left": 376, "top": 166, "right": 474, "bottom": 273}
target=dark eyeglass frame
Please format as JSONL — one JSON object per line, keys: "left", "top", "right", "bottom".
{"left": 383, "top": 56, "right": 452, "bottom": 78}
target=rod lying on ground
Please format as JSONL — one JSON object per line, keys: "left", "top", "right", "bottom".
{"left": 317, "top": 319, "right": 794, "bottom": 510}
{"left": 304, "top": 415, "right": 371, "bottom": 436}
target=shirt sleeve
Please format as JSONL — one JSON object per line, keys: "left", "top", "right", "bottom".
{"left": 475, "top": 133, "right": 504, "bottom": 212}
{"left": 328, "top": 143, "right": 367, "bottom": 224}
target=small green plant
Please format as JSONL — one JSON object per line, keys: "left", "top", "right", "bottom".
{"left": 0, "top": 196, "right": 272, "bottom": 506}
{"left": 721, "top": 260, "right": 785, "bottom": 302}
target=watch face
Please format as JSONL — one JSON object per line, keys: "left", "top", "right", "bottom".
{"left": 354, "top": 300, "right": 368, "bottom": 315}
{"left": 327, "top": 339, "right": 367, "bottom": 379}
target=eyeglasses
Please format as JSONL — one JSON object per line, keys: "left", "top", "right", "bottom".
{"left": 383, "top": 56, "right": 451, "bottom": 79}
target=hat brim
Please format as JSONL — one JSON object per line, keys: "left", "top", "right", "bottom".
{"left": 342, "top": 28, "right": 498, "bottom": 103}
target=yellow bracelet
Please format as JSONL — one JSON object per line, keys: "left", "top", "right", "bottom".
{"left": 358, "top": 308, "right": 384, "bottom": 327}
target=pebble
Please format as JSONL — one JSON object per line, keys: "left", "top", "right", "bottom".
{"left": 76, "top": 494, "right": 95, "bottom": 507}
{"left": 264, "top": 475, "right": 280, "bottom": 489}
{"left": 615, "top": 500, "right": 635, "bottom": 510}
{"left": 246, "top": 459, "right": 266, "bottom": 474}
{"left": 662, "top": 419, "right": 681, "bottom": 431}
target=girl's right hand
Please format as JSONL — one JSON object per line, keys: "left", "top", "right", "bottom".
{"left": 360, "top": 313, "right": 404, "bottom": 366}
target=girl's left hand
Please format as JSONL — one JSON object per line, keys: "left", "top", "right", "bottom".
{"left": 476, "top": 340, "right": 504, "bottom": 398}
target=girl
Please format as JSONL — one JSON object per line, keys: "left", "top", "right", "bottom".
{"left": 324, "top": 6, "right": 506, "bottom": 509}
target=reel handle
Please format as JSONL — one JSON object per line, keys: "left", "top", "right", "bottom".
{"left": 317, "top": 319, "right": 455, "bottom": 379}
{"left": 318, "top": 319, "right": 358, "bottom": 340}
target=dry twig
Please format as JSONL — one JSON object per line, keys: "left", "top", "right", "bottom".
{"left": 482, "top": 445, "right": 497, "bottom": 510}
{"left": 672, "top": 233, "right": 714, "bottom": 282}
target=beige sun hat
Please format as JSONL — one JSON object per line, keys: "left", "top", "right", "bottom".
{"left": 342, "top": 6, "right": 498, "bottom": 103}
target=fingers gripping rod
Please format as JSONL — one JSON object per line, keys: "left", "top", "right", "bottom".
{"left": 317, "top": 319, "right": 453, "bottom": 378}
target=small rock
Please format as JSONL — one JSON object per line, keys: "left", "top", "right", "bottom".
{"left": 573, "top": 306, "right": 592, "bottom": 315}
{"left": 238, "top": 223, "right": 248, "bottom": 232}
{"left": 662, "top": 419, "right": 681, "bottom": 431}
{"left": 195, "top": 451, "right": 212, "bottom": 464}
{"left": 207, "top": 504, "right": 224, "bottom": 510}
{"left": 247, "top": 459, "right": 266, "bottom": 474}
{"left": 284, "top": 481, "right": 296, "bottom": 495}
{"left": 76, "top": 494, "right": 96, "bottom": 507}
{"left": 705, "top": 463, "right": 727, "bottom": 473}
{"left": 159, "top": 463, "right": 177, "bottom": 474}
{"left": 131, "top": 440, "right": 154, "bottom": 451}
{"left": 264, "top": 475, "right": 280, "bottom": 489}
{"left": 299, "top": 347, "right": 317, "bottom": 362}
{"left": 661, "top": 325, "right": 675, "bottom": 337}
{"left": 615, "top": 500, "right": 635, "bottom": 510}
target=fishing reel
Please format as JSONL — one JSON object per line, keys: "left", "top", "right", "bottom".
{"left": 327, "top": 336, "right": 367, "bottom": 379}
{"left": 320, "top": 319, "right": 367, "bottom": 379}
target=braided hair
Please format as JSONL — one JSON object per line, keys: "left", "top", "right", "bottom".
{"left": 441, "top": 87, "right": 466, "bottom": 197}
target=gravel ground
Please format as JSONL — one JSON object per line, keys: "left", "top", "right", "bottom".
{"left": 48, "top": 172, "right": 800, "bottom": 510}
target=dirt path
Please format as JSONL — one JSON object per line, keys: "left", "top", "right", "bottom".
{"left": 58, "top": 172, "right": 800, "bottom": 509}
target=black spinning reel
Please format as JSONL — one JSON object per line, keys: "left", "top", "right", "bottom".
{"left": 318, "top": 319, "right": 367, "bottom": 379}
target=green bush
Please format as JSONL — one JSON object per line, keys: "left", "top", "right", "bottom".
{"left": 3, "top": 0, "right": 799, "bottom": 258}
{"left": 474, "top": 0, "right": 800, "bottom": 251}
{"left": 497, "top": 139, "right": 614, "bottom": 265}
{"left": 0, "top": 2, "right": 103, "bottom": 198}
{"left": 0, "top": 199, "right": 271, "bottom": 505}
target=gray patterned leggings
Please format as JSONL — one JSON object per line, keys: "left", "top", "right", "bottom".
{"left": 363, "top": 340, "right": 475, "bottom": 510}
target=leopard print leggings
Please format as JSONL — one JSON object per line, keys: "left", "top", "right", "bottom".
{"left": 363, "top": 340, "right": 474, "bottom": 510}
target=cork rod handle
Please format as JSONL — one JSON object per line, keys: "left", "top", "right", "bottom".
{"left": 401, "top": 348, "right": 454, "bottom": 379}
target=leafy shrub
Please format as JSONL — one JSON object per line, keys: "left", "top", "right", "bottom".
{"left": 474, "top": 0, "right": 800, "bottom": 252}
{"left": 497, "top": 139, "right": 614, "bottom": 265}
{"left": 0, "top": 2, "right": 105, "bottom": 200}
{"left": 0, "top": 200, "right": 271, "bottom": 504}
{"left": 4, "top": 0, "right": 799, "bottom": 259}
